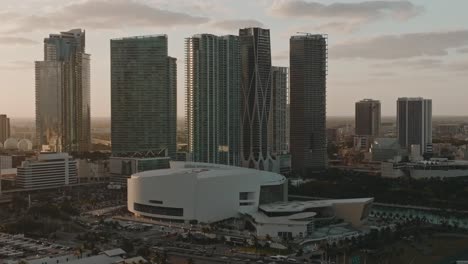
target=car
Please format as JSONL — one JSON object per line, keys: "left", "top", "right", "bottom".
{"left": 287, "top": 258, "right": 298, "bottom": 263}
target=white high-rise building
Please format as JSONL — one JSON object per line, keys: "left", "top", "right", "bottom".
{"left": 397, "top": 97, "right": 432, "bottom": 155}
{"left": 17, "top": 153, "right": 77, "bottom": 189}
{"left": 185, "top": 34, "right": 241, "bottom": 166}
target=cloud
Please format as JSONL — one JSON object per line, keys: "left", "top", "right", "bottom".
{"left": 373, "top": 58, "right": 443, "bottom": 70}
{"left": 371, "top": 71, "right": 397, "bottom": 77}
{"left": 371, "top": 58, "right": 468, "bottom": 75}
{"left": 447, "top": 61, "right": 468, "bottom": 72}
{"left": 0, "top": 37, "right": 37, "bottom": 45}
{"left": 331, "top": 30, "right": 468, "bottom": 60}
{"left": 269, "top": 0, "right": 423, "bottom": 21}
{"left": 457, "top": 47, "right": 468, "bottom": 54}
{"left": 3, "top": 0, "right": 209, "bottom": 32}
{"left": 313, "top": 21, "right": 363, "bottom": 33}
{"left": 211, "top": 19, "right": 264, "bottom": 31}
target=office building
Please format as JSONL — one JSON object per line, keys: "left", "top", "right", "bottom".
{"left": 355, "top": 99, "right": 381, "bottom": 137}
{"left": 0, "top": 114, "right": 10, "bottom": 144}
{"left": 270, "top": 66, "right": 288, "bottom": 155}
{"left": 111, "top": 35, "right": 177, "bottom": 158}
{"left": 185, "top": 34, "right": 241, "bottom": 166}
{"left": 17, "top": 153, "right": 77, "bottom": 189}
{"left": 35, "top": 29, "right": 91, "bottom": 152}
{"left": 239, "top": 27, "right": 275, "bottom": 171}
{"left": 289, "top": 34, "right": 328, "bottom": 176}
{"left": 397, "top": 97, "right": 432, "bottom": 155}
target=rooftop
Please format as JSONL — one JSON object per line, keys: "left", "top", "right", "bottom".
{"left": 259, "top": 198, "right": 373, "bottom": 213}
{"left": 131, "top": 162, "right": 285, "bottom": 184}
{"left": 111, "top": 34, "right": 167, "bottom": 41}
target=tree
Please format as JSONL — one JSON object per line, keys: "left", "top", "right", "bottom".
{"left": 121, "top": 239, "right": 134, "bottom": 253}
{"left": 137, "top": 246, "right": 150, "bottom": 258}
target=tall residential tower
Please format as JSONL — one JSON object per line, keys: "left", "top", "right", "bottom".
{"left": 185, "top": 34, "right": 241, "bottom": 166}
{"left": 35, "top": 29, "right": 91, "bottom": 152}
{"left": 289, "top": 34, "right": 328, "bottom": 176}
{"left": 270, "top": 66, "right": 288, "bottom": 155}
{"left": 397, "top": 97, "right": 432, "bottom": 155}
{"left": 111, "top": 35, "right": 177, "bottom": 158}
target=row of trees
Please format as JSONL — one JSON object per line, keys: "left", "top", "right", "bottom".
{"left": 292, "top": 168, "right": 468, "bottom": 210}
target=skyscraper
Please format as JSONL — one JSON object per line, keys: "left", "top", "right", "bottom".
{"left": 239, "top": 27, "right": 274, "bottom": 171}
{"left": 270, "top": 66, "right": 288, "bottom": 155}
{"left": 355, "top": 99, "right": 381, "bottom": 137}
{"left": 397, "top": 97, "right": 432, "bottom": 155}
{"left": 0, "top": 114, "right": 10, "bottom": 144}
{"left": 111, "top": 35, "right": 177, "bottom": 158}
{"left": 185, "top": 34, "right": 241, "bottom": 166}
{"left": 289, "top": 34, "right": 327, "bottom": 176}
{"left": 35, "top": 29, "right": 91, "bottom": 152}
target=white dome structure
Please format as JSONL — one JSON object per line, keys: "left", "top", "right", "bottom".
{"left": 4, "top": 138, "right": 18, "bottom": 150}
{"left": 17, "top": 139, "right": 33, "bottom": 151}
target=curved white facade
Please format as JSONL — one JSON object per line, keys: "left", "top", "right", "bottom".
{"left": 127, "top": 162, "right": 287, "bottom": 223}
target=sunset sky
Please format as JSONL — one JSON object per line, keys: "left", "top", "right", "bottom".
{"left": 1, "top": 0, "right": 468, "bottom": 118}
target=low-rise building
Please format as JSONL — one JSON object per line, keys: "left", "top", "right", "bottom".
{"left": 77, "top": 159, "right": 109, "bottom": 183}
{"left": 381, "top": 158, "right": 468, "bottom": 179}
{"left": 370, "top": 138, "right": 404, "bottom": 162}
{"left": 16, "top": 153, "right": 77, "bottom": 189}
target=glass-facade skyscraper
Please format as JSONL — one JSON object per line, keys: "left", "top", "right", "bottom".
{"left": 239, "top": 27, "right": 275, "bottom": 171}
{"left": 397, "top": 97, "right": 432, "bottom": 155}
{"left": 355, "top": 99, "right": 381, "bottom": 137}
{"left": 111, "top": 35, "right": 177, "bottom": 158}
{"left": 185, "top": 34, "right": 241, "bottom": 166}
{"left": 35, "top": 29, "right": 91, "bottom": 152}
{"left": 289, "top": 34, "right": 328, "bottom": 176}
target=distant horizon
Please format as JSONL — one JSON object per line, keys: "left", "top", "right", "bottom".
{"left": 7, "top": 115, "right": 468, "bottom": 120}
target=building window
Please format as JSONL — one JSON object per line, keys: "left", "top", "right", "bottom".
{"left": 239, "top": 192, "right": 254, "bottom": 200}
{"left": 259, "top": 185, "right": 284, "bottom": 204}
{"left": 134, "top": 203, "right": 183, "bottom": 217}
{"left": 277, "top": 232, "right": 292, "bottom": 240}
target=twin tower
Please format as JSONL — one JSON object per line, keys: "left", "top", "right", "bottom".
{"left": 183, "top": 29, "right": 328, "bottom": 176}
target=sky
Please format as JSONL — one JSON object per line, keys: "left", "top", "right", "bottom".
{"left": 1, "top": 0, "right": 468, "bottom": 118}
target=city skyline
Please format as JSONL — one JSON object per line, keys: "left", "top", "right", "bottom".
{"left": 1, "top": 0, "right": 468, "bottom": 118}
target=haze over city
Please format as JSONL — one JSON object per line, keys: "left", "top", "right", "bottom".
{"left": 1, "top": 0, "right": 468, "bottom": 118}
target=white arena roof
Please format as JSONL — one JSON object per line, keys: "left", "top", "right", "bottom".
{"left": 132, "top": 161, "right": 285, "bottom": 183}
